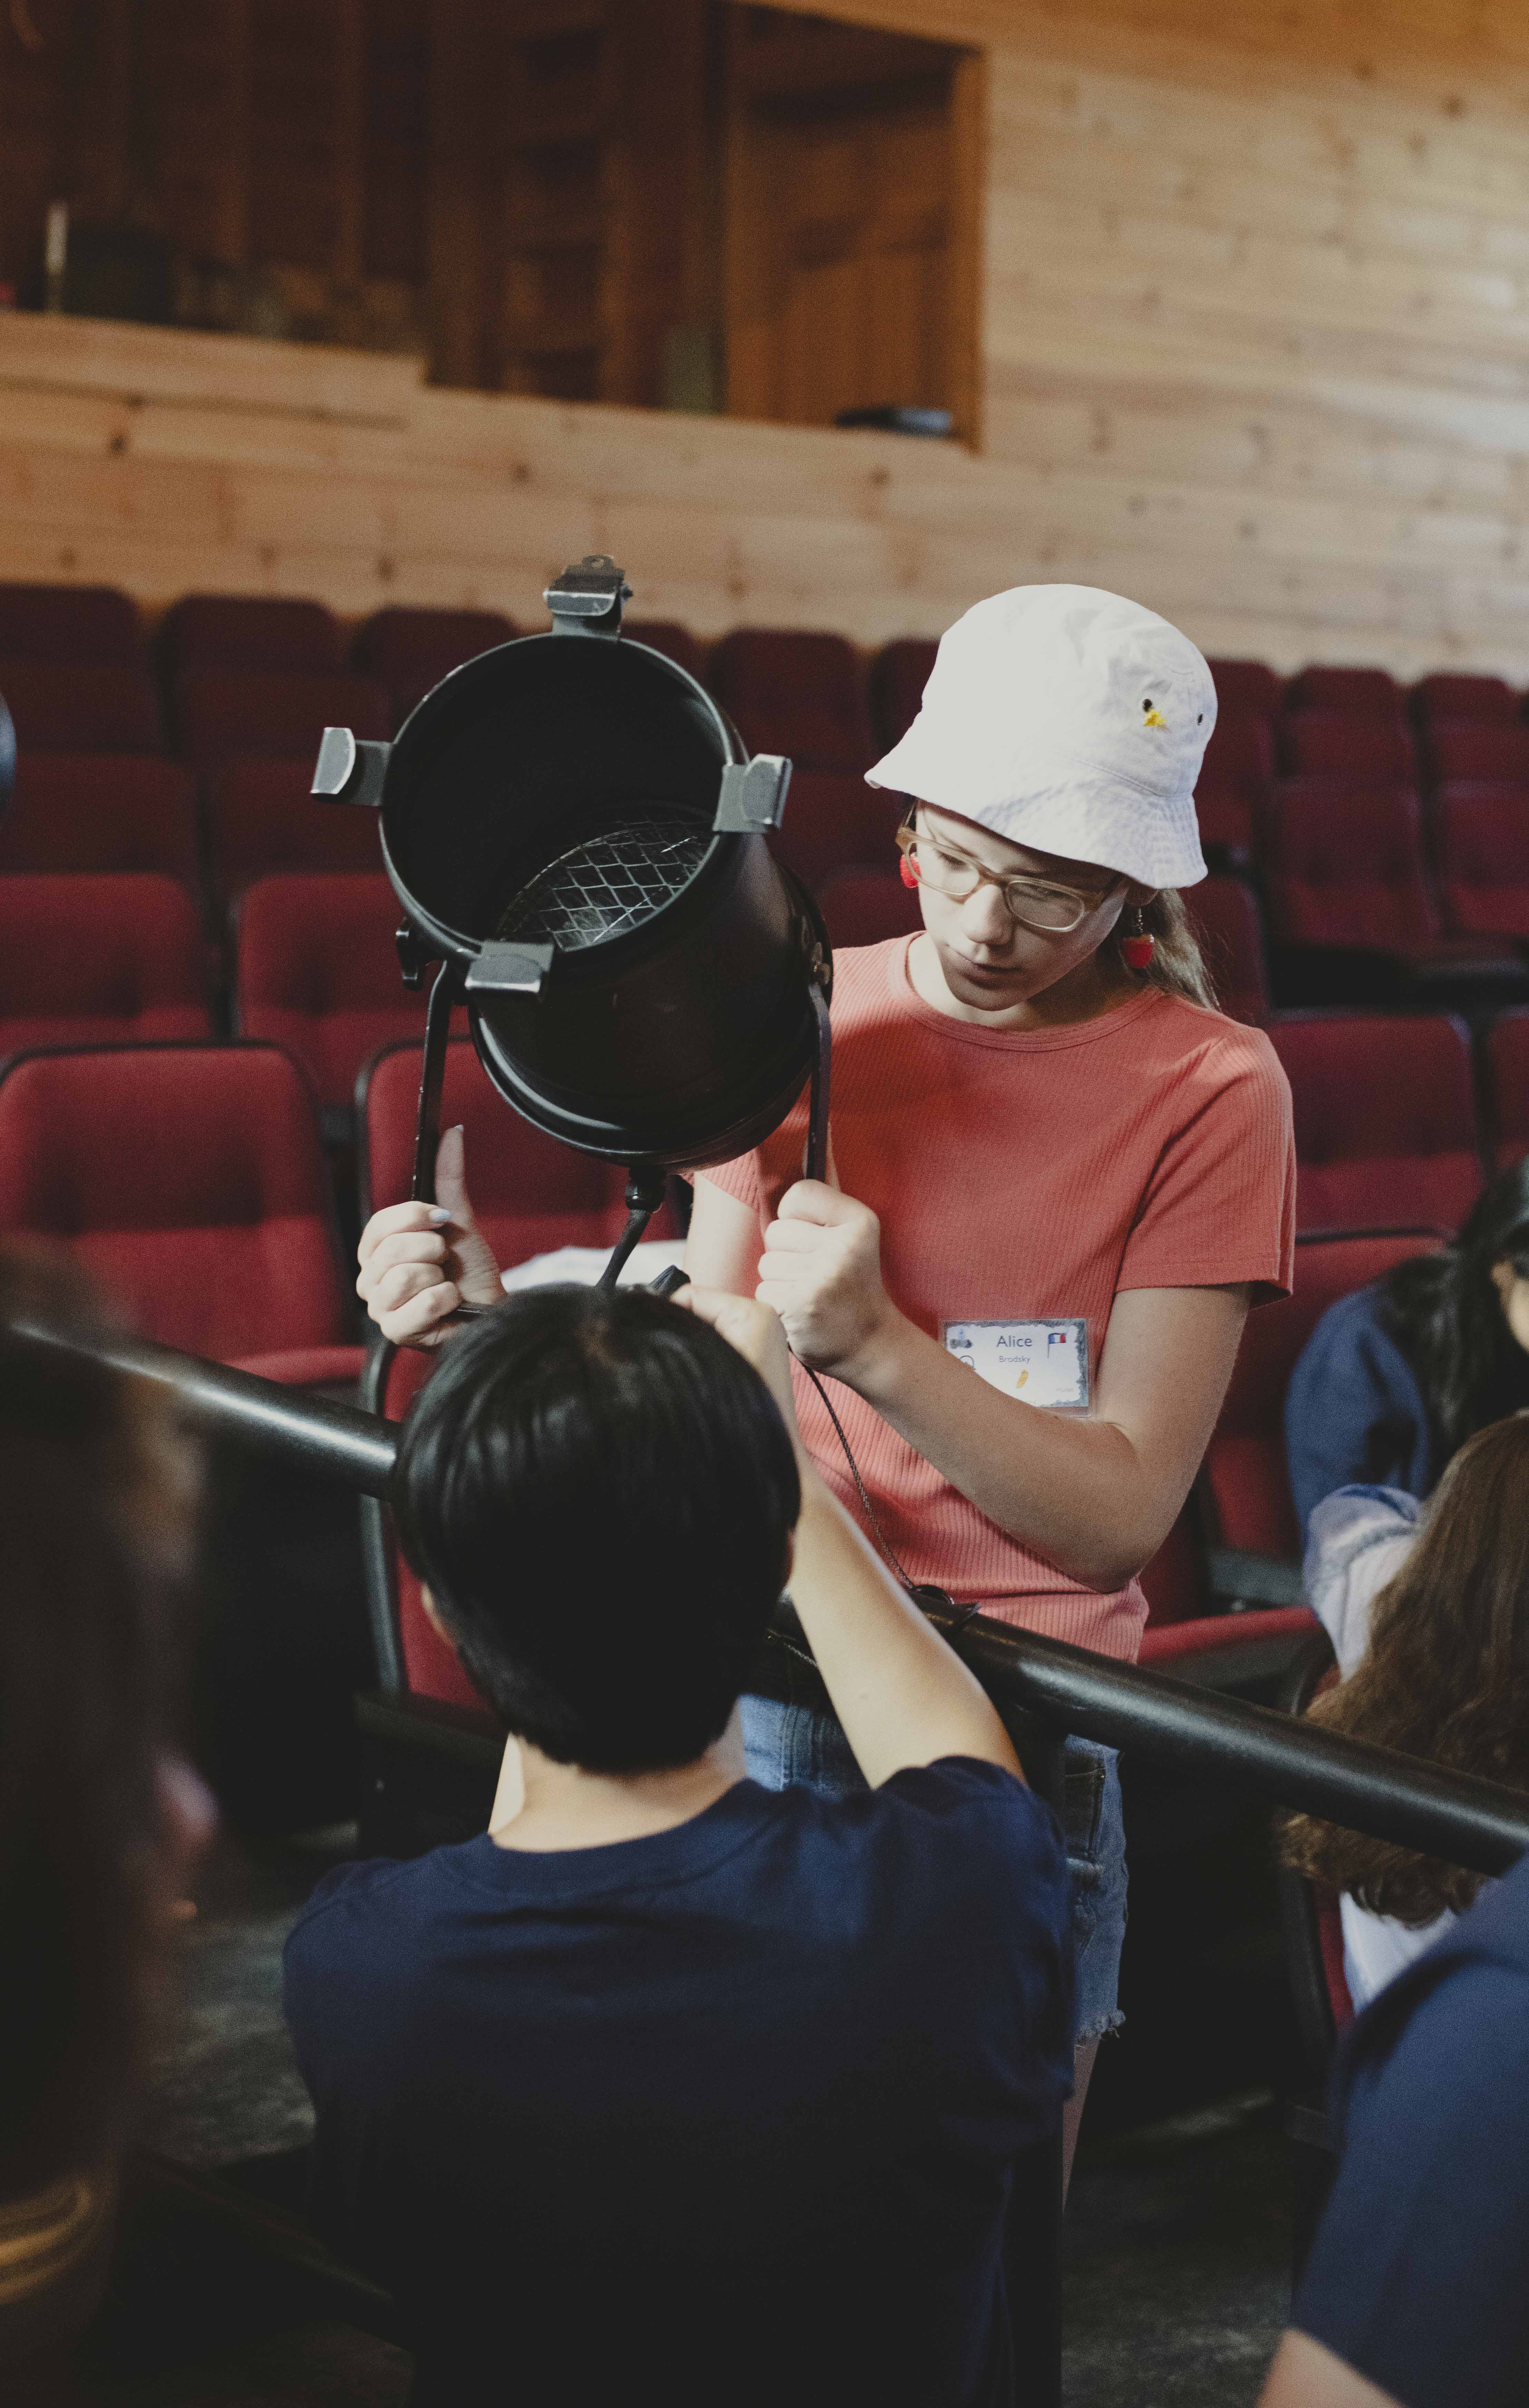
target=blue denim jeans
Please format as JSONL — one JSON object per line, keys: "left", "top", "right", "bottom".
{"left": 741, "top": 1694, "right": 1127, "bottom": 2044}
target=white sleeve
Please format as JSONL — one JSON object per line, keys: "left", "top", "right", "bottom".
{"left": 1305, "top": 1489, "right": 1421, "bottom": 1679}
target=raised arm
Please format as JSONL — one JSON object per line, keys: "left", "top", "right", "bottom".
{"left": 757, "top": 1181, "right": 1249, "bottom": 1592}
{"left": 679, "top": 1286, "right": 1024, "bottom": 1791}
{"left": 355, "top": 1126, "right": 504, "bottom": 1347}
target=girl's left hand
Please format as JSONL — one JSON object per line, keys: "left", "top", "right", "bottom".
{"left": 757, "top": 1181, "right": 901, "bottom": 1383}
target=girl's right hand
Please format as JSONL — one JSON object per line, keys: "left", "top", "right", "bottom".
{"left": 356, "top": 1125, "right": 504, "bottom": 1347}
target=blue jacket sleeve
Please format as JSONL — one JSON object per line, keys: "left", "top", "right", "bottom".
{"left": 1284, "top": 1284, "right": 1437, "bottom": 1541}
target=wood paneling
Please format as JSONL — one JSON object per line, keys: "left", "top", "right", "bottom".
{"left": 3, "top": 0, "right": 1529, "bottom": 676}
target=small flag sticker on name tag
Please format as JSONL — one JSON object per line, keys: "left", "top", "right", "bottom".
{"left": 941, "top": 1318, "right": 1089, "bottom": 1411}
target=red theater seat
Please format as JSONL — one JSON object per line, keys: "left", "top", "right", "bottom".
{"left": 1434, "top": 786, "right": 1529, "bottom": 940}
{"left": 236, "top": 875, "right": 428, "bottom": 1114}
{"left": 1185, "top": 875, "right": 1268, "bottom": 1024}
{"left": 772, "top": 768, "right": 903, "bottom": 894}
{"left": 0, "top": 755, "right": 198, "bottom": 886}
{"left": 1196, "top": 714, "right": 1273, "bottom": 861}
{"left": 0, "top": 876, "right": 210, "bottom": 1053}
{"left": 175, "top": 669, "right": 390, "bottom": 768}
{"left": 1280, "top": 712, "right": 1415, "bottom": 782}
{"left": 360, "top": 1037, "right": 644, "bottom": 1269}
{"left": 1270, "top": 1013, "right": 1482, "bottom": 1233}
{"left": 0, "top": 582, "right": 144, "bottom": 665}
{"left": 0, "top": 1043, "right": 357, "bottom": 1376}
{"left": 870, "top": 637, "right": 938, "bottom": 752}
{"left": 205, "top": 758, "right": 386, "bottom": 902}
{"left": 816, "top": 869, "right": 922, "bottom": 950}
{"left": 709, "top": 629, "right": 872, "bottom": 770}
{"left": 622, "top": 621, "right": 706, "bottom": 682}
{"left": 351, "top": 606, "right": 517, "bottom": 727}
{"left": 1261, "top": 780, "right": 1434, "bottom": 951}
{"left": 1412, "top": 673, "right": 1519, "bottom": 727}
{"left": 1424, "top": 722, "right": 1529, "bottom": 786}
{"left": 1203, "top": 1228, "right": 1444, "bottom": 1569}
{"left": 1206, "top": 658, "right": 1283, "bottom": 719}
{"left": 1486, "top": 1012, "right": 1529, "bottom": 1169}
{"left": 160, "top": 593, "right": 342, "bottom": 675}
{"left": 1285, "top": 665, "right": 1403, "bottom": 718}
{"left": 0, "top": 661, "right": 163, "bottom": 753}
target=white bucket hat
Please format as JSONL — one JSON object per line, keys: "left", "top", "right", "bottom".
{"left": 868, "top": 584, "right": 1215, "bottom": 890}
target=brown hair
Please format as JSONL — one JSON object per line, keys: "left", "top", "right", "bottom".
{"left": 1107, "top": 888, "right": 1217, "bottom": 1011}
{"left": 1281, "top": 1414, "right": 1529, "bottom": 1923}
{"left": 0, "top": 1245, "right": 198, "bottom": 2199}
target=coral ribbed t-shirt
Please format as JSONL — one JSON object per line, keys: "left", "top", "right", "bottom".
{"left": 698, "top": 936, "right": 1296, "bottom": 1663}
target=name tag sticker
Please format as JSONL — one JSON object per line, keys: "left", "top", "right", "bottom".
{"left": 941, "top": 1318, "right": 1090, "bottom": 1411}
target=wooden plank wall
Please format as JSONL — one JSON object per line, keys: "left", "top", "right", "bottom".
{"left": 3, "top": 0, "right": 1529, "bottom": 674}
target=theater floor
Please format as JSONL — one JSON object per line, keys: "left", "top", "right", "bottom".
{"left": 78, "top": 1783, "right": 1303, "bottom": 2408}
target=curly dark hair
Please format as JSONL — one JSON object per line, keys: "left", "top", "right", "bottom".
{"left": 1375, "top": 1159, "right": 1529, "bottom": 1465}
{"left": 0, "top": 1244, "right": 198, "bottom": 2199}
{"left": 1281, "top": 1413, "right": 1529, "bottom": 1924}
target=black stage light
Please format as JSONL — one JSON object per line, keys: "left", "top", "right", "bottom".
{"left": 313, "top": 558, "right": 831, "bottom": 1288}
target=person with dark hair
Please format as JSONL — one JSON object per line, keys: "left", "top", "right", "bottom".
{"left": 283, "top": 1283, "right": 1074, "bottom": 2407}
{"left": 0, "top": 1246, "right": 212, "bottom": 2397}
{"left": 1256, "top": 1846, "right": 1529, "bottom": 2408}
{"left": 1285, "top": 1160, "right": 1529, "bottom": 1538}
{"left": 1281, "top": 1415, "right": 1529, "bottom": 2012}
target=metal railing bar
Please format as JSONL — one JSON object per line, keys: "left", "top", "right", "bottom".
{"left": 15, "top": 1316, "right": 1529, "bottom": 1881}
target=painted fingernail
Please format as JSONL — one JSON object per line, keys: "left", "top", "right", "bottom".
{"left": 428, "top": 1207, "right": 452, "bottom": 1225}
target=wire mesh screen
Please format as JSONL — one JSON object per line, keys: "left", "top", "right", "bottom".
{"left": 495, "top": 811, "right": 710, "bottom": 952}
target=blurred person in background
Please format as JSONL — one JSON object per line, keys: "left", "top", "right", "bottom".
{"left": 0, "top": 1248, "right": 213, "bottom": 2404}
{"left": 1286, "top": 1161, "right": 1529, "bottom": 1538}
{"left": 1282, "top": 1414, "right": 1529, "bottom": 2012}
{"left": 1257, "top": 1841, "right": 1529, "bottom": 2408}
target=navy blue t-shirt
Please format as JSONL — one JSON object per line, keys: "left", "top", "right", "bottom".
{"left": 1294, "top": 1848, "right": 1529, "bottom": 2408}
{"left": 284, "top": 1759, "right": 1073, "bottom": 2407}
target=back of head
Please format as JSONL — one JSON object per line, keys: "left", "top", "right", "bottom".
{"left": 393, "top": 1286, "right": 800, "bottom": 1773}
{"left": 1283, "top": 1412, "right": 1529, "bottom": 1921}
{"left": 0, "top": 1245, "right": 195, "bottom": 2200}
{"left": 1381, "top": 1159, "right": 1529, "bottom": 1456}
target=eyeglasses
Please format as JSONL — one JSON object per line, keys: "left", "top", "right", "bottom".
{"left": 895, "top": 821, "right": 1114, "bottom": 934}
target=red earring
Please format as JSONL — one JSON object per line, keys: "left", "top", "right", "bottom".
{"left": 1122, "top": 907, "right": 1155, "bottom": 970}
{"left": 899, "top": 854, "right": 921, "bottom": 889}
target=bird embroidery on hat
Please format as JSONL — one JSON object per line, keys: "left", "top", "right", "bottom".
{"left": 1141, "top": 698, "right": 1167, "bottom": 727}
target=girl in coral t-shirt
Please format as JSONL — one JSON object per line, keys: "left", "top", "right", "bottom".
{"left": 356, "top": 585, "right": 1296, "bottom": 2173}
{"left": 685, "top": 586, "right": 1295, "bottom": 2165}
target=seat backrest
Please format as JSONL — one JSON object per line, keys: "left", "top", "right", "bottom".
{"left": 1424, "top": 721, "right": 1529, "bottom": 786}
{"left": 1285, "top": 665, "right": 1402, "bottom": 716}
{"left": 869, "top": 637, "right": 939, "bottom": 752}
{"left": 1486, "top": 1010, "right": 1529, "bottom": 1169}
{"left": 1185, "top": 875, "right": 1268, "bottom": 1023}
{"left": 0, "top": 1044, "right": 347, "bottom": 1361}
{"left": 816, "top": 868, "right": 923, "bottom": 951}
{"left": 1203, "top": 1228, "right": 1443, "bottom": 1561}
{"left": 0, "top": 875, "right": 209, "bottom": 1050}
{"left": 1270, "top": 1013, "right": 1482, "bottom": 1232}
{"left": 0, "top": 583, "right": 144, "bottom": 666}
{"left": 1198, "top": 710, "right": 1274, "bottom": 803}
{"left": 1261, "top": 781, "right": 1438, "bottom": 948}
{"left": 1280, "top": 711, "right": 1416, "bottom": 782}
{"left": 708, "top": 628, "right": 872, "bottom": 770}
{"left": 204, "top": 757, "right": 387, "bottom": 901}
{"left": 0, "top": 755, "right": 198, "bottom": 885}
{"left": 174, "top": 668, "right": 390, "bottom": 767}
{"left": 1433, "top": 786, "right": 1529, "bottom": 938}
{"left": 771, "top": 767, "right": 904, "bottom": 893}
{"left": 236, "top": 874, "right": 428, "bottom": 1111}
{"left": 0, "top": 661, "right": 163, "bottom": 753}
{"left": 360, "top": 1037, "right": 635, "bottom": 1268}
{"left": 160, "top": 594, "right": 341, "bottom": 675}
{"left": 1412, "top": 673, "right": 1518, "bottom": 727}
{"left": 621, "top": 621, "right": 706, "bottom": 682}
{"left": 1206, "top": 657, "right": 1283, "bottom": 719}
{"left": 351, "top": 606, "right": 517, "bottom": 725}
